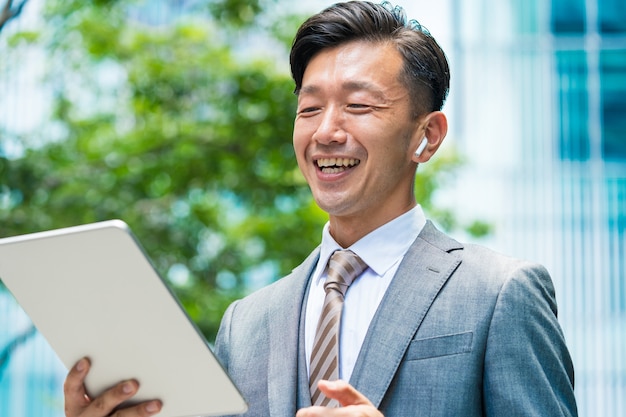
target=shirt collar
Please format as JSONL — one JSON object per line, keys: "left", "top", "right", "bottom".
{"left": 313, "top": 205, "right": 427, "bottom": 282}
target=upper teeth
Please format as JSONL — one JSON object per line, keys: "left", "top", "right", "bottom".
{"left": 316, "top": 158, "right": 360, "bottom": 168}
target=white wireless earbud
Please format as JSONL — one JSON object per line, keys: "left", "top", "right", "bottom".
{"left": 414, "top": 137, "right": 428, "bottom": 158}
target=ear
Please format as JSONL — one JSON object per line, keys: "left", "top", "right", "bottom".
{"left": 411, "top": 111, "right": 448, "bottom": 163}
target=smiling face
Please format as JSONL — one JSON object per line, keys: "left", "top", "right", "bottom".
{"left": 293, "top": 40, "right": 426, "bottom": 246}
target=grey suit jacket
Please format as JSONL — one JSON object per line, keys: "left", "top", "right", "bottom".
{"left": 214, "top": 221, "right": 577, "bottom": 416}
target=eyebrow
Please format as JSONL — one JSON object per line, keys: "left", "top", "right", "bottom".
{"left": 298, "top": 81, "right": 388, "bottom": 102}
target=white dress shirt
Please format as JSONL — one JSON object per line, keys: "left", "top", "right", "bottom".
{"left": 305, "top": 205, "right": 427, "bottom": 382}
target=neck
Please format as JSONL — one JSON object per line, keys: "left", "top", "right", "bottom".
{"left": 328, "top": 201, "right": 416, "bottom": 248}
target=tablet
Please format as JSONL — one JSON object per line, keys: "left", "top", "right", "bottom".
{"left": 0, "top": 220, "right": 247, "bottom": 417}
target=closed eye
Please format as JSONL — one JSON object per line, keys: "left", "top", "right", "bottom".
{"left": 297, "top": 107, "right": 321, "bottom": 116}
{"left": 347, "top": 103, "right": 376, "bottom": 113}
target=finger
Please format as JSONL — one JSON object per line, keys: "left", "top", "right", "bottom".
{"left": 317, "top": 380, "right": 374, "bottom": 408}
{"left": 64, "top": 357, "right": 92, "bottom": 416}
{"left": 295, "top": 405, "right": 327, "bottom": 417}
{"left": 85, "top": 379, "right": 142, "bottom": 417}
{"left": 109, "top": 400, "right": 163, "bottom": 417}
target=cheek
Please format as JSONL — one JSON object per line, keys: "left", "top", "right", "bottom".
{"left": 292, "top": 132, "right": 310, "bottom": 172}
{"left": 292, "top": 133, "right": 306, "bottom": 159}
{"left": 293, "top": 119, "right": 315, "bottom": 154}
{"left": 369, "top": 138, "right": 414, "bottom": 175}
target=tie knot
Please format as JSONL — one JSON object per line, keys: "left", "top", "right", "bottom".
{"left": 324, "top": 250, "right": 368, "bottom": 296}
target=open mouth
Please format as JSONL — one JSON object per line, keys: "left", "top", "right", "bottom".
{"left": 316, "top": 158, "right": 360, "bottom": 174}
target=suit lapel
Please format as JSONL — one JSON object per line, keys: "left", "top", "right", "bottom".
{"left": 350, "top": 222, "right": 463, "bottom": 407}
{"left": 266, "top": 248, "right": 319, "bottom": 416}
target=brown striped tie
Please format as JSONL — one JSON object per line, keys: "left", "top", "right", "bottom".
{"left": 309, "top": 249, "right": 368, "bottom": 407}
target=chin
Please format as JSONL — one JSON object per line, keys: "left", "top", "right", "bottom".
{"left": 314, "top": 200, "right": 354, "bottom": 218}
{"left": 312, "top": 188, "right": 361, "bottom": 215}
{"left": 313, "top": 198, "right": 340, "bottom": 215}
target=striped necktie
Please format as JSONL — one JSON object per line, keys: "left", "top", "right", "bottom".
{"left": 309, "top": 249, "right": 368, "bottom": 407}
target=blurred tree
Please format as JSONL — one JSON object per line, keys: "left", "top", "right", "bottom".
{"left": 0, "top": 0, "right": 29, "bottom": 32}
{"left": 0, "top": 0, "right": 487, "bottom": 342}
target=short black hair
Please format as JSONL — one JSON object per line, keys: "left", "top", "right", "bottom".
{"left": 290, "top": 1, "right": 450, "bottom": 116}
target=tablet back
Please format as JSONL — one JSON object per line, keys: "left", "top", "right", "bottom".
{"left": 0, "top": 220, "right": 247, "bottom": 417}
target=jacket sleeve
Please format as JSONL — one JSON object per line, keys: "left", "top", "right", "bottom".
{"left": 483, "top": 263, "right": 577, "bottom": 416}
{"left": 214, "top": 299, "right": 238, "bottom": 371}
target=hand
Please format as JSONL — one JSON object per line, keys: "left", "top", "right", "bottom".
{"left": 64, "top": 357, "right": 162, "bottom": 417}
{"left": 296, "top": 380, "right": 384, "bottom": 416}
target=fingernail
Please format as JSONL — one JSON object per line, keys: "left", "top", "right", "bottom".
{"left": 122, "top": 382, "right": 134, "bottom": 394}
{"left": 145, "top": 401, "right": 160, "bottom": 413}
{"left": 76, "top": 358, "right": 87, "bottom": 372}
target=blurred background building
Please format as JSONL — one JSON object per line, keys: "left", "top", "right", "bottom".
{"left": 1, "top": 0, "right": 624, "bottom": 416}
{"left": 442, "top": 1, "right": 626, "bottom": 415}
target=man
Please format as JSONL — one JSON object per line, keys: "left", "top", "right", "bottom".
{"left": 63, "top": 1, "right": 577, "bottom": 416}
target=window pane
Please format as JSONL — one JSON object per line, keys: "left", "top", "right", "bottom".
{"left": 599, "top": 0, "right": 626, "bottom": 33}
{"left": 556, "top": 50, "right": 589, "bottom": 161}
{"left": 601, "top": 50, "right": 626, "bottom": 160}
{"left": 551, "top": 0, "right": 585, "bottom": 33}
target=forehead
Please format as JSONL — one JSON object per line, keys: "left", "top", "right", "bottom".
{"left": 300, "top": 40, "right": 405, "bottom": 96}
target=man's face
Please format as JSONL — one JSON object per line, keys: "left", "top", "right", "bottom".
{"left": 293, "top": 40, "right": 423, "bottom": 232}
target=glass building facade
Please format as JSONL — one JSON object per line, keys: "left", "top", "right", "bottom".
{"left": 1, "top": 1, "right": 66, "bottom": 415}
{"left": 1, "top": 0, "right": 625, "bottom": 416}
{"left": 445, "top": 0, "right": 626, "bottom": 415}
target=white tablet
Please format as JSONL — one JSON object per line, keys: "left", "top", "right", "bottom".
{"left": 0, "top": 220, "right": 247, "bottom": 417}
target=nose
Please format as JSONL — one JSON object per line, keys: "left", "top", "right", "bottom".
{"left": 311, "top": 106, "right": 347, "bottom": 145}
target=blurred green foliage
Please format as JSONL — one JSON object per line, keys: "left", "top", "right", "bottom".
{"left": 0, "top": 0, "right": 486, "bottom": 342}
